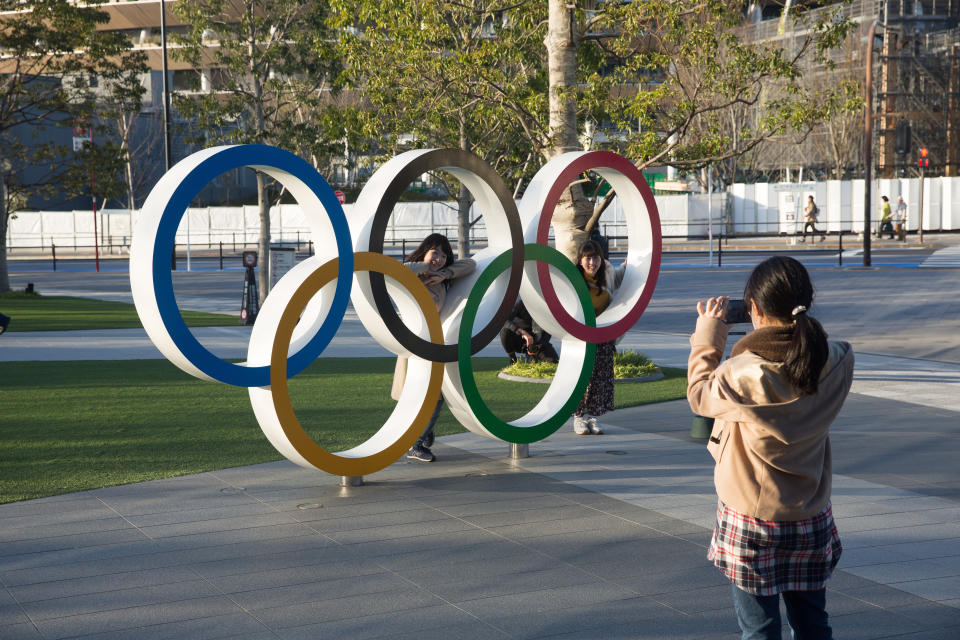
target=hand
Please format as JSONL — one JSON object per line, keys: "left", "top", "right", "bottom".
{"left": 519, "top": 329, "right": 534, "bottom": 349}
{"left": 696, "top": 296, "right": 728, "bottom": 320}
{"left": 421, "top": 271, "right": 446, "bottom": 286}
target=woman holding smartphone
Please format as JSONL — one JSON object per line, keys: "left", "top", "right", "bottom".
{"left": 687, "top": 256, "right": 854, "bottom": 639}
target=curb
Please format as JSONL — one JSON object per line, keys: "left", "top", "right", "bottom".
{"left": 496, "top": 370, "right": 666, "bottom": 384}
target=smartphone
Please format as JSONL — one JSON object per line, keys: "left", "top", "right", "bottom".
{"left": 724, "top": 299, "right": 750, "bottom": 324}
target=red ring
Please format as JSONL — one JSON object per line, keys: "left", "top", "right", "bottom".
{"left": 535, "top": 151, "right": 662, "bottom": 343}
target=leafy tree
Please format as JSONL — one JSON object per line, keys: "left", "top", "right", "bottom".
{"left": 0, "top": 0, "right": 147, "bottom": 293}
{"left": 543, "top": 0, "right": 854, "bottom": 255}
{"left": 329, "top": 0, "right": 549, "bottom": 257}
{"left": 171, "top": 0, "right": 344, "bottom": 303}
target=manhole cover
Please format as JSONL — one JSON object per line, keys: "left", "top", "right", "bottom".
{"left": 297, "top": 502, "right": 323, "bottom": 510}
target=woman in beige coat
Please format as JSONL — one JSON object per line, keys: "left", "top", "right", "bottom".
{"left": 687, "top": 256, "right": 853, "bottom": 639}
{"left": 391, "top": 233, "right": 475, "bottom": 463}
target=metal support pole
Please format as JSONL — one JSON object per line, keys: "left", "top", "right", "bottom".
{"left": 838, "top": 231, "right": 843, "bottom": 267}
{"left": 707, "top": 165, "right": 714, "bottom": 267}
{"left": 863, "top": 20, "right": 878, "bottom": 268}
{"left": 717, "top": 230, "right": 723, "bottom": 268}
{"left": 918, "top": 165, "right": 925, "bottom": 243}
{"left": 51, "top": 242, "right": 56, "bottom": 272}
{"left": 340, "top": 476, "right": 364, "bottom": 487}
{"left": 219, "top": 241, "right": 223, "bottom": 270}
{"left": 510, "top": 443, "right": 529, "bottom": 459}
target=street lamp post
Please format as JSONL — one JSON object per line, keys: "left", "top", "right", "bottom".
{"left": 863, "top": 20, "right": 879, "bottom": 268}
{"left": 160, "top": 0, "right": 176, "bottom": 270}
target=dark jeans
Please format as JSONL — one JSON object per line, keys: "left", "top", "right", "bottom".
{"left": 731, "top": 584, "right": 831, "bottom": 640}
{"left": 802, "top": 222, "right": 822, "bottom": 240}
{"left": 415, "top": 397, "right": 444, "bottom": 448}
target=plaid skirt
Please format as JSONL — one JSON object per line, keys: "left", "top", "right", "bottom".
{"left": 708, "top": 501, "right": 842, "bottom": 596}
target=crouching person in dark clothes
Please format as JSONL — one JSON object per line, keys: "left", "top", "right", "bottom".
{"left": 500, "top": 299, "right": 558, "bottom": 364}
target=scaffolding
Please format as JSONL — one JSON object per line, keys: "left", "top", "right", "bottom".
{"left": 877, "top": 1, "right": 960, "bottom": 177}
{"left": 740, "top": 0, "right": 960, "bottom": 180}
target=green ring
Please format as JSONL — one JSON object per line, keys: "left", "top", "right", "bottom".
{"left": 458, "top": 243, "right": 597, "bottom": 444}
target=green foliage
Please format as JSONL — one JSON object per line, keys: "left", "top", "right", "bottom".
{"left": 502, "top": 350, "right": 660, "bottom": 380}
{"left": 0, "top": 358, "right": 687, "bottom": 502}
{"left": 0, "top": 0, "right": 148, "bottom": 292}
{"left": 0, "top": 293, "right": 234, "bottom": 331}
{"left": 170, "top": 0, "right": 347, "bottom": 178}
{"left": 328, "top": 0, "right": 550, "bottom": 191}
{"left": 612, "top": 350, "right": 660, "bottom": 379}
{"left": 570, "top": 0, "right": 855, "bottom": 182}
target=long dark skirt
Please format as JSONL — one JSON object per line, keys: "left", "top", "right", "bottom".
{"left": 574, "top": 341, "right": 615, "bottom": 417}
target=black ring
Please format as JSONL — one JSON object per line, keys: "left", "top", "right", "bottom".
{"left": 366, "top": 149, "right": 524, "bottom": 362}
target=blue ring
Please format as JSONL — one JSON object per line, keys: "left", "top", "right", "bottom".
{"left": 151, "top": 145, "right": 353, "bottom": 386}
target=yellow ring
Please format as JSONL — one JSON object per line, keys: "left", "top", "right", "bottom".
{"left": 268, "top": 252, "right": 444, "bottom": 476}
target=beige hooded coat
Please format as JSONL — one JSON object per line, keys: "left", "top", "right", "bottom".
{"left": 687, "top": 316, "right": 854, "bottom": 521}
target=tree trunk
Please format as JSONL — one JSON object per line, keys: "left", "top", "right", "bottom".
{"left": 256, "top": 171, "right": 270, "bottom": 305}
{"left": 457, "top": 121, "right": 472, "bottom": 258}
{"left": 546, "top": 0, "right": 591, "bottom": 261}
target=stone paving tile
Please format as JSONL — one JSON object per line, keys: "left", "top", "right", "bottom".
{"left": 203, "top": 558, "right": 385, "bottom": 594}
{"left": 123, "top": 501, "right": 283, "bottom": 528}
{"left": 452, "top": 581, "right": 638, "bottom": 619}
{"left": 393, "top": 547, "right": 554, "bottom": 587}
{"left": 302, "top": 506, "right": 454, "bottom": 533}
{"left": 227, "top": 570, "right": 411, "bottom": 612}
{"left": 427, "top": 565, "right": 602, "bottom": 602}
{"left": 274, "top": 603, "right": 496, "bottom": 640}
{"left": 0, "top": 516, "right": 134, "bottom": 544}
{"left": 0, "top": 602, "right": 30, "bottom": 627}
{"left": 253, "top": 588, "right": 442, "bottom": 631}
{"left": 886, "top": 601, "right": 960, "bottom": 630}
{"left": 886, "top": 575, "right": 960, "bottom": 602}
{"left": 371, "top": 537, "right": 526, "bottom": 573}
{"left": 188, "top": 538, "right": 361, "bottom": 579}
{"left": 324, "top": 516, "right": 479, "bottom": 545}
{"left": 0, "top": 528, "right": 149, "bottom": 559}
{"left": 64, "top": 611, "right": 271, "bottom": 640}
{"left": 0, "top": 495, "right": 111, "bottom": 520}
{"left": 136, "top": 512, "right": 304, "bottom": 539}
{"left": 844, "top": 559, "right": 960, "bottom": 585}
{"left": 829, "top": 608, "right": 954, "bottom": 639}
{"left": 7, "top": 566, "right": 198, "bottom": 603}
{"left": 479, "top": 595, "right": 685, "bottom": 640}
{"left": 0, "top": 622, "right": 43, "bottom": 640}
{"left": 33, "top": 595, "right": 245, "bottom": 640}
{"left": 20, "top": 578, "right": 224, "bottom": 621}
{"left": 616, "top": 565, "right": 730, "bottom": 596}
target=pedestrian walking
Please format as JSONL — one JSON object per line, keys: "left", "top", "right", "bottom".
{"left": 800, "top": 195, "right": 825, "bottom": 242}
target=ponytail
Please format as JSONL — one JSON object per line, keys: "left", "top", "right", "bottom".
{"left": 744, "top": 256, "right": 829, "bottom": 395}
{"left": 785, "top": 311, "right": 829, "bottom": 395}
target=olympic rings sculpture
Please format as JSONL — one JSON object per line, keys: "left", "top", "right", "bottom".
{"left": 130, "top": 145, "right": 662, "bottom": 477}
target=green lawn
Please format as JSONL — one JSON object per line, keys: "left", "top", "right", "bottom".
{"left": 0, "top": 357, "right": 687, "bottom": 503}
{"left": 0, "top": 291, "right": 234, "bottom": 331}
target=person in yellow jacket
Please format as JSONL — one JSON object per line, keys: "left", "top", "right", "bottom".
{"left": 687, "top": 256, "right": 854, "bottom": 639}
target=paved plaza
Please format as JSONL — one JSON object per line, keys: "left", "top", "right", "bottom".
{"left": 1, "top": 253, "right": 959, "bottom": 639}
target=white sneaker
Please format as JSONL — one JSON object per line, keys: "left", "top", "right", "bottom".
{"left": 573, "top": 416, "right": 590, "bottom": 435}
{"left": 587, "top": 416, "right": 603, "bottom": 435}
